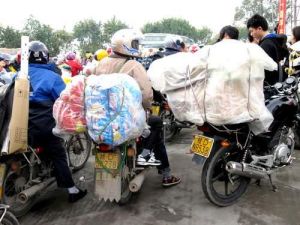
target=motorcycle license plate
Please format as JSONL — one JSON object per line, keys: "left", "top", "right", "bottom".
{"left": 151, "top": 106, "right": 160, "bottom": 116}
{"left": 95, "top": 153, "right": 119, "bottom": 170}
{"left": 191, "top": 135, "right": 214, "bottom": 158}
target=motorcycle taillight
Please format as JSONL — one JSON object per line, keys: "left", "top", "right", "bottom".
{"left": 97, "top": 144, "right": 111, "bottom": 152}
{"left": 35, "top": 147, "right": 44, "bottom": 154}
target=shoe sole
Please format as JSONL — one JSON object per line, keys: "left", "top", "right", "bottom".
{"left": 136, "top": 161, "right": 161, "bottom": 166}
{"left": 162, "top": 179, "right": 181, "bottom": 187}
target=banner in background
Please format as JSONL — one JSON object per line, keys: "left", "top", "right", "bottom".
{"left": 278, "top": 0, "right": 287, "bottom": 34}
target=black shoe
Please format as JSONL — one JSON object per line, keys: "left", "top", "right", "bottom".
{"left": 68, "top": 189, "right": 87, "bottom": 203}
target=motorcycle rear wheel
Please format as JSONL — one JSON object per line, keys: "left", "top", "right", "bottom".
{"left": 2, "top": 169, "right": 35, "bottom": 217}
{"left": 201, "top": 147, "right": 250, "bottom": 207}
{"left": 0, "top": 210, "right": 19, "bottom": 225}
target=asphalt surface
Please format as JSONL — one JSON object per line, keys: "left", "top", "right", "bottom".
{"left": 20, "top": 129, "right": 300, "bottom": 225}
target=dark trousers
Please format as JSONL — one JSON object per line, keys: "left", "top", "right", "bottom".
{"left": 28, "top": 132, "right": 75, "bottom": 188}
{"left": 143, "top": 116, "right": 170, "bottom": 170}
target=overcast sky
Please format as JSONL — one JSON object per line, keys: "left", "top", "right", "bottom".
{"left": 0, "top": 0, "right": 242, "bottom": 33}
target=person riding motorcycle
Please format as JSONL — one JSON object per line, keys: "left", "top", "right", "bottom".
{"left": 28, "top": 41, "right": 87, "bottom": 202}
{"left": 65, "top": 52, "right": 83, "bottom": 77}
{"left": 93, "top": 29, "right": 181, "bottom": 187}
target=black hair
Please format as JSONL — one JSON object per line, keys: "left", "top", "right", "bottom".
{"left": 292, "top": 26, "right": 300, "bottom": 42}
{"left": 247, "top": 14, "right": 269, "bottom": 31}
{"left": 218, "top": 25, "right": 239, "bottom": 40}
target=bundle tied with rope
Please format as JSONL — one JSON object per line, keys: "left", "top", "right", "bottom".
{"left": 85, "top": 73, "right": 146, "bottom": 146}
{"left": 148, "top": 40, "right": 277, "bottom": 135}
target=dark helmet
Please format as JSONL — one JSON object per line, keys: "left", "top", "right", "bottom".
{"left": 29, "top": 41, "right": 49, "bottom": 64}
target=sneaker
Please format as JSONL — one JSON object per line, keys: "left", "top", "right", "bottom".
{"left": 162, "top": 175, "right": 181, "bottom": 187}
{"left": 137, "top": 153, "right": 161, "bottom": 166}
{"left": 68, "top": 188, "right": 87, "bottom": 203}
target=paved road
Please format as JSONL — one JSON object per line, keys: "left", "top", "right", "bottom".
{"left": 20, "top": 129, "right": 300, "bottom": 225}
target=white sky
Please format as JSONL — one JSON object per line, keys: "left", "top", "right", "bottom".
{"left": 1, "top": 0, "right": 242, "bottom": 34}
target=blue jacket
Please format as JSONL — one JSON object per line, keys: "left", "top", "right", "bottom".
{"left": 29, "top": 63, "right": 65, "bottom": 103}
{"left": 28, "top": 64, "right": 65, "bottom": 136}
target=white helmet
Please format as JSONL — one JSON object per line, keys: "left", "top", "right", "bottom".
{"left": 111, "top": 29, "right": 143, "bottom": 57}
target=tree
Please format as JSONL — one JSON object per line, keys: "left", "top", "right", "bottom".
{"left": 0, "top": 26, "right": 22, "bottom": 48}
{"left": 51, "top": 30, "right": 73, "bottom": 56}
{"left": 73, "top": 19, "right": 102, "bottom": 55}
{"left": 102, "top": 16, "right": 128, "bottom": 44}
{"left": 234, "top": 0, "right": 292, "bottom": 31}
{"left": 237, "top": 26, "right": 249, "bottom": 41}
{"left": 142, "top": 18, "right": 212, "bottom": 44}
{"left": 23, "top": 16, "right": 63, "bottom": 56}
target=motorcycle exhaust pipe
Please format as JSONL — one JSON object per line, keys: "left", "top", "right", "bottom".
{"left": 129, "top": 170, "right": 147, "bottom": 193}
{"left": 226, "top": 161, "right": 267, "bottom": 180}
{"left": 18, "top": 178, "right": 56, "bottom": 204}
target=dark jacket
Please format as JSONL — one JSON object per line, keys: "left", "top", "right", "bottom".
{"left": 259, "top": 33, "right": 289, "bottom": 85}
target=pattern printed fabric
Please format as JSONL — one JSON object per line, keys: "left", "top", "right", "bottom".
{"left": 85, "top": 74, "right": 146, "bottom": 146}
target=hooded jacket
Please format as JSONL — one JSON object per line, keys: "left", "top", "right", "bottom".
{"left": 259, "top": 33, "right": 289, "bottom": 85}
{"left": 93, "top": 54, "right": 153, "bottom": 109}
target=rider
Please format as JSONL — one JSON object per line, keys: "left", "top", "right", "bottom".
{"left": 247, "top": 14, "right": 289, "bottom": 85}
{"left": 93, "top": 29, "right": 181, "bottom": 187}
{"left": 162, "top": 35, "right": 187, "bottom": 56}
{"left": 28, "top": 41, "right": 87, "bottom": 202}
{"left": 65, "top": 52, "right": 83, "bottom": 77}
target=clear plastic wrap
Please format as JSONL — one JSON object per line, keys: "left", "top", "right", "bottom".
{"left": 148, "top": 40, "right": 277, "bottom": 134}
{"left": 85, "top": 74, "right": 146, "bottom": 146}
{"left": 53, "top": 75, "right": 86, "bottom": 136}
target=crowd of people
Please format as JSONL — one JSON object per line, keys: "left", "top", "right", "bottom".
{"left": 0, "top": 13, "right": 300, "bottom": 204}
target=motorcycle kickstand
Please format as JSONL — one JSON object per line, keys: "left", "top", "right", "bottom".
{"left": 267, "top": 174, "right": 277, "bottom": 192}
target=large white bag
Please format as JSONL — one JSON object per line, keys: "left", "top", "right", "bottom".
{"left": 148, "top": 40, "right": 277, "bottom": 134}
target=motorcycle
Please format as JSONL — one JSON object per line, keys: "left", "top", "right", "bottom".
{"left": 192, "top": 76, "right": 298, "bottom": 206}
{"left": 152, "top": 90, "right": 194, "bottom": 142}
{"left": 94, "top": 138, "right": 147, "bottom": 204}
{"left": 0, "top": 132, "right": 91, "bottom": 217}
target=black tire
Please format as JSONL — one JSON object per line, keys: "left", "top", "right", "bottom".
{"left": 2, "top": 169, "right": 35, "bottom": 217}
{"left": 161, "top": 111, "right": 178, "bottom": 142}
{"left": 201, "top": 146, "right": 250, "bottom": 207}
{"left": 118, "top": 156, "right": 133, "bottom": 206}
{"left": 0, "top": 210, "right": 20, "bottom": 225}
{"left": 66, "top": 132, "right": 92, "bottom": 172}
{"left": 293, "top": 127, "right": 300, "bottom": 149}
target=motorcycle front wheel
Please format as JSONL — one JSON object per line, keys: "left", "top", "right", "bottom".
{"left": 201, "top": 146, "right": 250, "bottom": 207}
{"left": 2, "top": 168, "right": 35, "bottom": 217}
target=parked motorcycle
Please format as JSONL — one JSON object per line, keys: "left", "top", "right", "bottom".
{"left": 94, "top": 139, "right": 147, "bottom": 204}
{"left": 192, "top": 76, "right": 298, "bottom": 206}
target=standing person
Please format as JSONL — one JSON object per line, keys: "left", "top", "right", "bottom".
{"left": 217, "top": 25, "right": 239, "bottom": 41}
{"left": 65, "top": 52, "right": 83, "bottom": 77}
{"left": 94, "top": 29, "right": 181, "bottom": 187}
{"left": 28, "top": 41, "right": 87, "bottom": 202}
{"left": 247, "top": 14, "right": 289, "bottom": 85}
